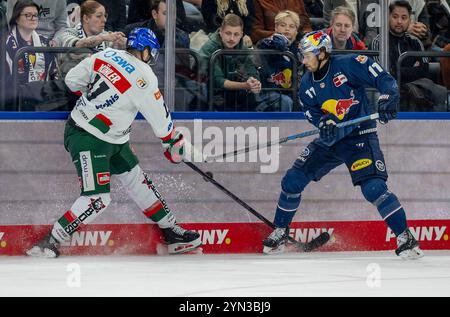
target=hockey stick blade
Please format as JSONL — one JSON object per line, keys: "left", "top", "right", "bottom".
{"left": 184, "top": 161, "right": 331, "bottom": 252}
{"left": 295, "top": 232, "right": 331, "bottom": 252}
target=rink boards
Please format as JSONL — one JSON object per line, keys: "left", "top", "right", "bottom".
{"left": 0, "top": 113, "right": 449, "bottom": 255}
{"left": 0, "top": 220, "right": 450, "bottom": 256}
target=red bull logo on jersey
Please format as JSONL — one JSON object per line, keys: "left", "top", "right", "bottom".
{"left": 321, "top": 90, "right": 359, "bottom": 120}
{"left": 269, "top": 69, "right": 292, "bottom": 88}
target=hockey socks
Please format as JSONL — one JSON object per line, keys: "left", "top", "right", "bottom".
{"left": 273, "top": 190, "right": 301, "bottom": 228}
{"left": 52, "top": 194, "right": 111, "bottom": 243}
{"left": 377, "top": 194, "right": 407, "bottom": 236}
{"left": 361, "top": 178, "right": 407, "bottom": 236}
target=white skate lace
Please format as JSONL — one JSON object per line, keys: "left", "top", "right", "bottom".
{"left": 269, "top": 228, "right": 287, "bottom": 241}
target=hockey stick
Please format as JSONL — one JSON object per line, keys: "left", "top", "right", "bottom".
{"left": 183, "top": 160, "right": 330, "bottom": 252}
{"left": 204, "top": 113, "right": 380, "bottom": 162}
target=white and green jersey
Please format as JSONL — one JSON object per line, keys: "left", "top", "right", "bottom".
{"left": 65, "top": 48, "right": 173, "bottom": 144}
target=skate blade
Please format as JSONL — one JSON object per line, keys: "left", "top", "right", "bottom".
{"left": 26, "top": 246, "right": 58, "bottom": 258}
{"left": 263, "top": 244, "right": 286, "bottom": 255}
{"left": 398, "top": 247, "right": 425, "bottom": 260}
{"left": 167, "top": 237, "right": 202, "bottom": 254}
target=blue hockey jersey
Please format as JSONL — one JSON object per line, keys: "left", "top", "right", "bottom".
{"left": 299, "top": 54, "right": 399, "bottom": 146}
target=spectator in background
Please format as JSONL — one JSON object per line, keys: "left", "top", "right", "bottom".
{"left": 124, "top": 0, "right": 189, "bottom": 47}
{"left": 125, "top": 0, "right": 206, "bottom": 111}
{"left": 4, "top": 0, "right": 58, "bottom": 110}
{"left": 183, "top": 0, "right": 205, "bottom": 32}
{"left": 323, "top": 0, "right": 380, "bottom": 47}
{"left": 256, "top": 10, "right": 302, "bottom": 111}
{"left": 55, "top": 1, "right": 126, "bottom": 51}
{"left": 201, "top": 0, "right": 254, "bottom": 47}
{"left": 199, "top": 13, "right": 263, "bottom": 111}
{"left": 372, "top": 0, "right": 447, "bottom": 111}
{"left": 66, "top": 0, "right": 127, "bottom": 32}
{"left": 326, "top": 6, "right": 367, "bottom": 50}
{"left": 395, "top": 0, "right": 430, "bottom": 42}
{"left": 5, "top": 0, "right": 57, "bottom": 85}
{"left": 428, "top": 0, "right": 450, "bottom": 51}
{"left": 251, "top": 0, "right": 312, "bottom": 44}
{"left": 54, "top": 1, "right": 126, "bottom": 78}
{"left": 6, "top": 0, "right": 68, "bottom": 41}
{"left": 127, "top": 0, "right": 193, "bottom": 32}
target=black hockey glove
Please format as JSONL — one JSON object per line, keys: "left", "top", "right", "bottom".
{"left": 378, "top": 94, "right": 397, "bottom": 124}
{"left": 318, "top": 113, "right": 339, "bottom": 141}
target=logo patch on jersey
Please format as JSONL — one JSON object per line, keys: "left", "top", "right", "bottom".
{"left": 94, "top": 59, "right": 131, "bottom": 94}
{"left": 356, "top": 55, "right": 368, "bottom": 64}
{"left": 97, "top": 172, "right": 111, "bottom": 185}
{"left": 154, "top": 90, "right": 162, "bottom": 100}
{"left": 351, "top": 159, "right": 372, "bottom": 171}
{"left": 333, "top": 74, "right": 348, "bottom": 87}
{"left": 80, "top": 151, "right": 95, "bottom": 191}
{"left": 321, "top": 91, "right": 359, "bottom": 120}
{"left": 137, "top": 78, "right": 147, "bottom": 89}
{"left": 102, "top": 50, "right": 136, "bottom": 74}
{"left": 376, "top": 160, "right": 386, "bottom": 172}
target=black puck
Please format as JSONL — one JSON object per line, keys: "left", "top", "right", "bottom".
{"left": 203, "top": 171, "right": 213, "bottom": 182}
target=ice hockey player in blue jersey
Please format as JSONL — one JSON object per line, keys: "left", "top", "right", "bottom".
{"left": 262, "top": 30, "right": 424, "bottom": 259}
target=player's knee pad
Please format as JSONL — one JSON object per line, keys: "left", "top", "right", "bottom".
{"left": 360, "top": 178, "right": 387, "bottom": 203}
{"left": 52, "top": 193, "right": 111, "bottom": 243}
{"left": 360, "top": 178, "right": 402, "bottom": 220}
{"left": 281, "top": 167, "right": 310, "bottom": 196}
{"left": 116, "top": 165, "right": 171, "bottom": 222}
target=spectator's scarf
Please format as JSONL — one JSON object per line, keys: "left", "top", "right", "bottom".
{"left": 5, "top": 26, "right": 48, "bottom": 83}
{"left": 75, "top": 23, "right": 106, "bottom": 52}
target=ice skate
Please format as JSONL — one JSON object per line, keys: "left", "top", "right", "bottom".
{"left": 161, "top": 223, "right": 201, "bottom": 254}
{"left": 26, "top": 233, "right": 60, "bottom": 258}
{"left": 263, "top": 227, "right": 289, "bottom": 254}
{"left": 395, "top": 229, "right": 424, "bottom": 260}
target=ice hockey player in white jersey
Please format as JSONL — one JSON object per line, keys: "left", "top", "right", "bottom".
{"left": 26, "top": 28, "right": 201, "bottom": 257}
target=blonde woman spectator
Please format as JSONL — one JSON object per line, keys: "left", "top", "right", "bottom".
{"left": 54, "top": 1, "right": 126, "bottom": 51}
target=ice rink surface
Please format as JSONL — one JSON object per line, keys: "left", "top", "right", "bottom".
{"left": 1, "top": 251, "right": 450, "bottom": 297}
